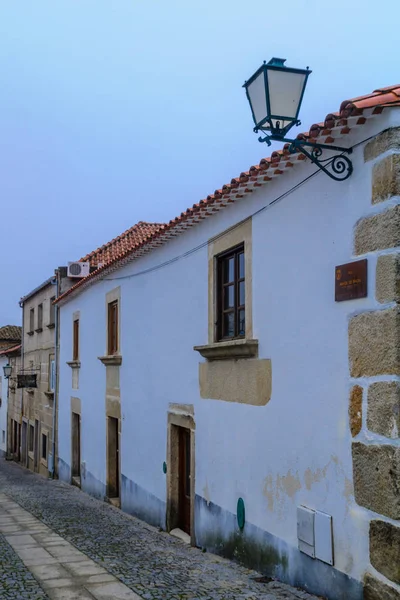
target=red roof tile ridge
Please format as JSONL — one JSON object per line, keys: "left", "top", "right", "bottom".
{"left": 56, "top": 83, "right": 400, "bottom": 305}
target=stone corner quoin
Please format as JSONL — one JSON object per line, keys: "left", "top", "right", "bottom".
{"left": 364, "top": 126, "right": 400, "bottom": 162}
{"left": 348, "top": 307, "right": 400, "bottom": 378}
{"left": 354, "top": 204, "right": 400, "bottom": 256}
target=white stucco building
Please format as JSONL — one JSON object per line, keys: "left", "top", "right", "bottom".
{"left": 55, "top": 86, "right": 400, "bottom": 600}
{"left": 0, "top": 354, "right": 8, "bottom": 456}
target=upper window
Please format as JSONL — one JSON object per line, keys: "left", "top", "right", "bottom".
{"left": 29, "top": 308, "right": 34, "bottom": 333}
{"left": 108, "top": 300, "right": 119, "bottom": 355}
{"left": 49, "top": 297, "right": 56, "bottom": 327}
{"left": 217, "top": 245, "right": 245, "bottom": 340}
{"left": 73, "top": 319, "right": 79, "bottom": 361}
{"left": 37, "top": 304, "right": 43, "bottom": 330}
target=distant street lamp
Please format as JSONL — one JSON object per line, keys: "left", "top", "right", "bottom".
{"left": 3, "top": 363, "right": 12, "bottom": 379}
{"left": 243, "top": 58, "right": 353, "bottom": 181}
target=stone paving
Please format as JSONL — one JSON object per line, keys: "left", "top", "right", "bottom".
{"left": 0, "top": 460, "right": 323, "bottom": 600}
{"left": 0, "top": 532, "right": 49, "bottom": 599}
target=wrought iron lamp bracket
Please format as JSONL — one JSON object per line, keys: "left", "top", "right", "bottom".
{"left": 257, "top": 133, "right": 353, "bottom": 182}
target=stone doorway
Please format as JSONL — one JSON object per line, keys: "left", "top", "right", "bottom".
{"left": 166, "top": 408, "right": 195, "bottom": 543}
{"left": 71, "top": 412, "right": 81, "bottom": 486}
{"left": 107, "top": 416, "right": 120, "bottom": 503}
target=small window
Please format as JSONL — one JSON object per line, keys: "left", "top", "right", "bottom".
{"left": 49, "top": 297, "right": 56, "bottom": 326}
{"left": 29, "top": 308, "right": 34, "bottom": 333}
{"left": 2, "top": 430, "right": 5, "bottom": 444}
{"left": 28, "top": 424, "right": 34, "bottom": 452}
{"left": 217, "top": 245, "right": 245, "bottom": 340}
{"left": 73, "top": 319, "right": 79, "bottom": 361}
{"left": 49, "top": 356, "right": 55, "bottom": 392}
{"left": 41, "top": 433, "right": 47, "bottom": 460}
{"left": 37, "top": 304, "right": 43, "bottom": 330}
{"left": 108, "top": 300, "right": 119, "bottom": 355}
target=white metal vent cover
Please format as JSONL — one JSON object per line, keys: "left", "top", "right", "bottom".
{"left": 67, "top": 262, "right": 90, "bottom": 278}
{"left": 297, "top": 505, "right": 333, "bottom": 565}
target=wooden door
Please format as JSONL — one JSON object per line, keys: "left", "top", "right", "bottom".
{"left": 107, "top": 417, "right": 119, "bottom": 498}
{"left": 34, "top": 420, "right": 39, "bottom": 472}
{"left": 72, "top": 413, "right": 81, "bottom": 478}
{"left": 178, "top": 427, "right": 191, "bottom": 535}
{"left": 21, "top": 421, "right": 27, "bottom": 467}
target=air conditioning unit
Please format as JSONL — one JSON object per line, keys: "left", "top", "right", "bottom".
{"left": 67, "top": 262, "right": 90, "bottom": 278}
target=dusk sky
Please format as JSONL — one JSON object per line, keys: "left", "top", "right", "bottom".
{"left": 0, "top": 1, "right": 398, "bottom": 324}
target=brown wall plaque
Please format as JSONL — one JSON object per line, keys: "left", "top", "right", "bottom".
{"left": 335, "top": 259, "right": 368, "bottom": 302}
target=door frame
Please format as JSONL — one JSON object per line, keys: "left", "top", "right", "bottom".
{"left": 106, "top": 415, "right": 120, "bottom": 503}
{"left": 166, "top": 408, "right": 195, "bottom": 545}
{"left": 34, "top": 419, "right": 39, "bottom": 472}
{"left": 21, "top": 419, "right": 28, "bottom": 467}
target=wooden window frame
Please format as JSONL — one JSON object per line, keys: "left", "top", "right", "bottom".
{"left": 36, "top": 303, "right": 43, "bottom": 331}
{"left": 73, "top": 319, "right": 79, "bottom": 361}
{"left": 108, "top": 300, "right": 119, "bottom": 356}
{"left": 216, "top": 244, "right": 245, "bottom": 341}
{"left": 29, "top": 308, "right": 34, "bottom": 334}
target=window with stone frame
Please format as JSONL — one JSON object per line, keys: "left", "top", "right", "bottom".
{"left": 49, "top": 297, "right": 56, "bottom": 327}
{"left": 216, "top": 244, "right": 245, "bottom": 340}
{"left": 37, "top": 303, "right": 43, "bottom": 331}
{"left": 73, "top": 319, "right": 79, "bottom": 361}
{"left": 108, "top": 300, "right": 119, "bottom": 355}
{"left": 29, "top": 308, "right": 34, "bottom": 333}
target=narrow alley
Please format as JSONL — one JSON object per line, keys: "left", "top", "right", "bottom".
{"left": 0, "top": 460, "right": 321, "bottom": 600}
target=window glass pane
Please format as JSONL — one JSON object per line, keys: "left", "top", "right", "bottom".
{"left": 223, "top": 312, "right": 235, "bottom": 337}
{"left": 238, "top": 309, "right": 245, "bottom": 336}
{"left": 239, "top": 281, "right": 245, "bottom": 306}
{"left": 223, "top": 257, "right": 235, "bottom": 283}
{"left": 224, "top": 285, "right": 234, "bottom": 309}
{"left": 239, "top": 252, "right": 245, "bottom": 278}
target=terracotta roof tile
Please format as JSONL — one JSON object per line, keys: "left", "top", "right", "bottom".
{"left": 56, "top": 83, "right": 400, "bottom": 305}
{"left": 0, "top": 325, "right": 22, "bottom": 342}
{"left": 80, "top": 221, "right": 166, "bottom": 268}
{"left": 0, "top": 343, "right": 21, "bottom": 357}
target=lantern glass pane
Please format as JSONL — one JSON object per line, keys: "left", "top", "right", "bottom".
{"left": 267, "top": 68, "right": 307, "bottom": 120}
{"left": 247, "top": 71, "right": 267, "bottom": 126}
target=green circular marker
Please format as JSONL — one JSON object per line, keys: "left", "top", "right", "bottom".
{"left": 163, "top": 461, "right": 167, "bottom": 474}
{"left": 237, "top": 497, "right": 245, "bottom": 530}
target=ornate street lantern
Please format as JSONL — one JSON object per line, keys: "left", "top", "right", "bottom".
{"left": 244, "top": 57, "right": 311, "bottom": 137}
{"left": 3, "top": 363, "right": 12, "bottom": 379}
{"left": 243, "top": 58, "right": 353, "bottom": 181}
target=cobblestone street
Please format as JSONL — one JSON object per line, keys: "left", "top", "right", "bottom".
{"left": 0, "top": 460, "right": 322, "bottom": 600}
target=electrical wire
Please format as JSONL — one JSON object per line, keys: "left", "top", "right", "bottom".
{"left": 103, "top": 133, "right": 376, "bottom": 283}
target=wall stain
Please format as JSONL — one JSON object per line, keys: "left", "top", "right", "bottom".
{"left": 262, "top": 470, "right": 301, "bottom": 513}
{"left": 203, "top": 480, "right": 211, "bottom": 507}
{"left": 263, "top": 455, "right": 354, "bottom": 514}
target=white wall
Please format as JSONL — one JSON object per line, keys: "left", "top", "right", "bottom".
{"left": 0, "top": 356, "right": 8, "bottom": 455}
{"left": 58, "top": 109, "right": 400, "bottom": 590}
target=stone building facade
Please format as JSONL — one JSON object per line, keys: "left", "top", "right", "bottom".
{"left": 20, "top": 278, "right": 57, "bottom": 476}
{"left": 0, "top": 326, "right": 22, "bottom": 457}
{"left": 55, "top": 87, "right": 400, "bottom": 600}
{"left": 4, "top": 344, "right": 22, "bottom": 461}
{"left": 348, "top": 128, "right": 400, "bottom": 600}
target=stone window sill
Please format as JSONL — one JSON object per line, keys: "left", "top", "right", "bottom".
{"left": 98, "top": 355, "right": 122, "bottom": 366}
{"left": 47, "top": 323, "right": 55, "bottom": 329}
{"left": 66, "top": 360, "right": 81, "bottom": 369}
{"left": 27, "top": 331, "right": 34, "bottom": 336}
{"left": 194, "top": 339, "right": 259, "bottom": 361}
{"left": 35, "top": 328, "right": 43, "bottom": 333}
